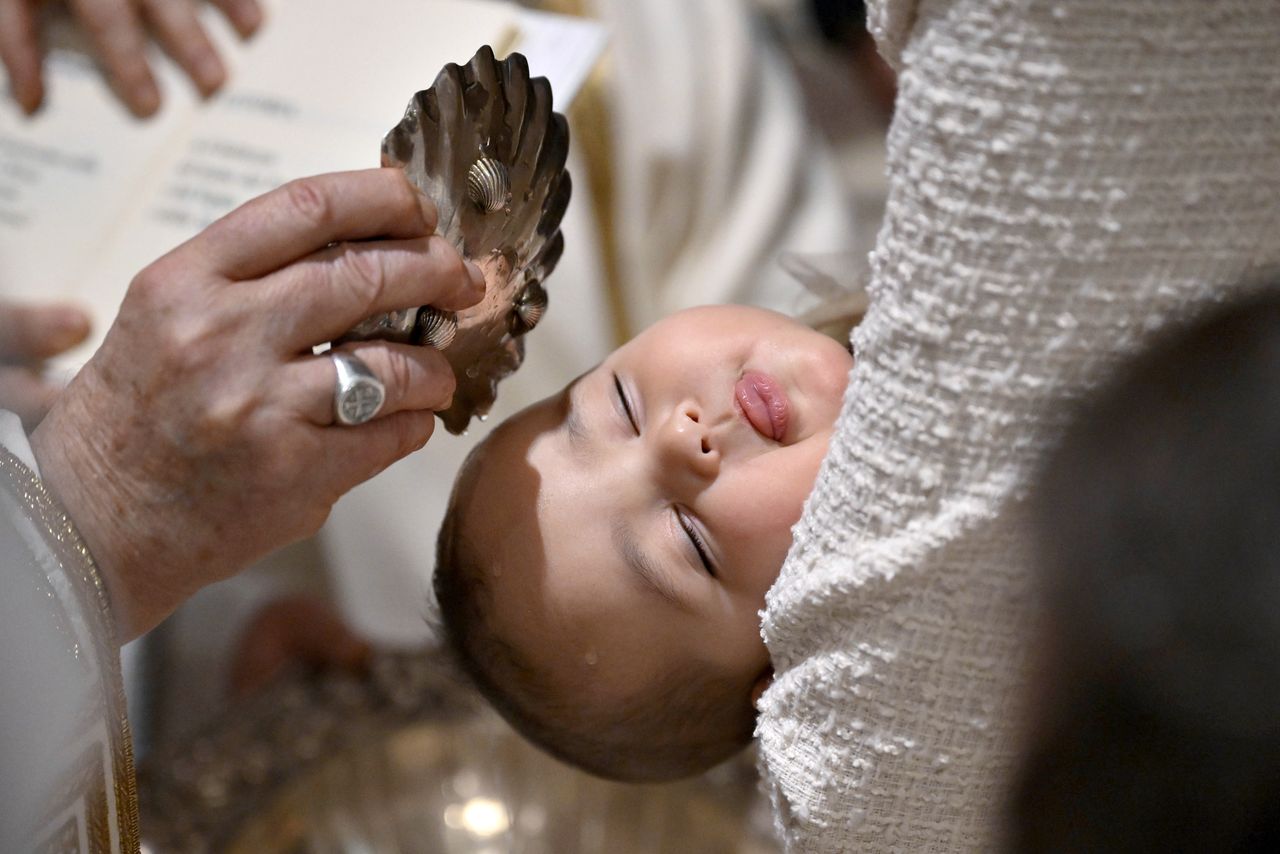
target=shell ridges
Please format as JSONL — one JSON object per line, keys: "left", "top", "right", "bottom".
{"left": 416, "top": 308, "right": 458, "bottom": 349}
{"left": 365, "top": 46, "right": 572, "bottom": 434}
{"left": 512, "top": 280, "right": 548, "bottom": 334}
{"left": 467, "top": 158, "right": 511, "bottom": 213}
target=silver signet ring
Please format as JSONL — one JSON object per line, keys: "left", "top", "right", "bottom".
{"left": 331, "top": 351, "right": 386, "bottom": 426}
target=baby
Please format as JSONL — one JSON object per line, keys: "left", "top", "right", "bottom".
{"left": 433, "top": 304, "right": 854, "bottom": 781}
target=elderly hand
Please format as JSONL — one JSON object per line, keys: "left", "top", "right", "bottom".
{"left": 0, "top": 0, "right": 262, "bottom": 117}
{"left": 0, "top": 299, "right": 90, "bottom": 429}
{"left": 30, "top": 168, "right": 484, "bottom": 641}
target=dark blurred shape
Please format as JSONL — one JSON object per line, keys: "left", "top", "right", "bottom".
{"left": 809, "top": 0, "right": 868, "bottom": 46}
{"left": 1012, "top": 280, "right": 1280, "bottom": 852}
{"left": 807, "top": 0, "right": 895, "bottom": 117}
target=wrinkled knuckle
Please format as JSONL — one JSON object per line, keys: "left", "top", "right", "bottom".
{"left": 337, "top": 247, "right": 387, "bottom": 310}
{"left": 155, "top": 324, "right": 194, "bottom": 365}
{"left": 282, "top": 177, "right": 334, "bottom": 232}
{"left": 128, "top": 263, "right": 167, "bottom": 302}
{"left": 189, "top": 390, "right": 258, "bottom": 448}
{"left": 159, "top": 314, "right": 225, "bottom": 368}
{"left": 383, "top": 351, "right": 416, "bottom": 403}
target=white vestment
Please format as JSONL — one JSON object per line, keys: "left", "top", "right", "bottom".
{"left": 0, "top": 413, "right": 138, "bottom": 852}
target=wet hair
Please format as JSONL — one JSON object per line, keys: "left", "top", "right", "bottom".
{"left": 433, "top": 444, "right": 756, "bottom": 783}
{"left": 1010, "top": 282, "right": 1280, "bottom": 851}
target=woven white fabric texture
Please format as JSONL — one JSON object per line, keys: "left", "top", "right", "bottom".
{"left": 756, "top": 1, "right": 1280, "bottom": 850}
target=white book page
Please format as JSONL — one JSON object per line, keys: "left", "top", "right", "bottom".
{"left": 0, "top": 9, "right": 241, "bottom": 305}
{"left": 1, "top": 0, "right": 520, "bottom": 365}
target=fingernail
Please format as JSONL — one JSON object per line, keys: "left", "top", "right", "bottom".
{"left": 48, "top": 309, "right": 90, "bottom": 350}
{"left": 234, "top": 0, "right": 264, "bottom": 35}
{"left": 13, "top": 80, "right": 42, "bottom": 116}
{"left": 134, "top": 79, "right": 161, "bottom": 116}
{"left": 196, "top": 54, "right": 226, "bottom": 94}
{"left": 411, "top": 184, "right": 439, "bottom": 220}
{"left": 463, "top": 258, "right": 486, "bottom": 293}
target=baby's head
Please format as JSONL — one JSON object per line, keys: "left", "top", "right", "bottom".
{"left": 434, "top": 305, "right": 852, "bottom": 781}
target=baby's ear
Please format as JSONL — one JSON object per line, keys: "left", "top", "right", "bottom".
{"left": 751, "top": 668, "right": 775, "bottom": 710}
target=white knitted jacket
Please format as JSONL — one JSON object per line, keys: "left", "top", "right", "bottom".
{"left": 756, "top": 1, "right": 1280, "bottom": 851}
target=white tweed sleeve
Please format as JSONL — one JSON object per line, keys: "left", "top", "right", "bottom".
{"left": 756, "top": 1, "right": 1280, "bottom": 851}
{"left": 865, "top": 0, "right": 919, "bottom": 70}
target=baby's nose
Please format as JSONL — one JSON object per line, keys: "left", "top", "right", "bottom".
{"left": 655, "top": 403, "right": 720, "bottom": 482}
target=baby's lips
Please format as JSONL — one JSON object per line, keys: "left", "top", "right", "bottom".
{"left": 735, "top": 372, "right": 790, "bottom": 442}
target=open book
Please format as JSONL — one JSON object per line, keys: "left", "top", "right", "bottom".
{"left": 0, "top": 0, "right": 605, "bottom": 365}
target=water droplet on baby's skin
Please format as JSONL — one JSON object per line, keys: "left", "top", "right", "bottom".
{"left": 584, "top": 650, "right": 598, "bottom": 666}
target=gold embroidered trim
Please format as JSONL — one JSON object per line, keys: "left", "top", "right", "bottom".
{"left": 0, "top": 447, "right": 140, "bottom": 854}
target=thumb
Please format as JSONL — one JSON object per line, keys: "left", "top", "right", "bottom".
{"left": 0, "top": 301, "right": 91, "bottom": 362}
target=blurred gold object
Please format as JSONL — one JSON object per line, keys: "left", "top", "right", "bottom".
{"left": 138, "top": 650, "right": 780, "bottom": 853}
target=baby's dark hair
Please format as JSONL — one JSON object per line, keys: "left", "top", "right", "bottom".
{"left": 1011, "top": 281, "right": 1280, "bottom": 851}
{"left": 433, "top": 443, "right": 756, "bottom": 783}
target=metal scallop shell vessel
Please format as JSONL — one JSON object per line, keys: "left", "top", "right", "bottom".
{"left": 342, "top": 46, "right": 571, "bottom": 434}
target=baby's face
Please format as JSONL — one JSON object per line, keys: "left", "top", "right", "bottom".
{"left": 459, "top": 305, "right": 853, "bottom": 710}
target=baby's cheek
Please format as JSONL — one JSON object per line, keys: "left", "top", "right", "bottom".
{"left": 744, "top": 451, "right": 822, "bottom": 519}
{"left": 716, "top": 498, "right": 795, "bottom": 585}
{"left": 712, "top": 450, "right": 822, "bottom": 583}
